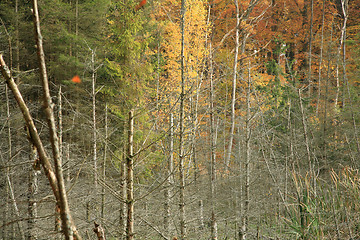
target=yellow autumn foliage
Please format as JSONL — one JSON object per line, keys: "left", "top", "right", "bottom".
{"left": 158, "top": 0, "right": 210, "bottom": 100}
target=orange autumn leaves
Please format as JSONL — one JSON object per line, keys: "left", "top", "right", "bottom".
{"left": 135, "top": 0, "right": 147, "bottom": 11}
{"left": 71, "top": 75, "right": 81, "bottom": 83}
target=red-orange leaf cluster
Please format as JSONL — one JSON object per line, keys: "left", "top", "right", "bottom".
{"left": 71, "top": 75, "right": 81, "bottom": 83}
{"left": 135, "top": 0, "right": 147, "bottom": 11}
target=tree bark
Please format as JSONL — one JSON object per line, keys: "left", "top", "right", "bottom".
{"left": 56, "top": 86, "right": 63, "bottom": 237}
{"left": 6, "top": 171, "right": 25, "bottom": 240}
{"left": 28, "top": 144, "right": 39, "bottom": 240}
{"left": 1, "top": 53, "right": 61, "bottom": 235}
{"left": 225, "top": 0, "right": 240, "bottom": 172}
{"left": 316, "top": 0, "right": 326, "bottom": 116}
{"left": 3, "top": 84, "right": 11, "bottom": 240}
{"left": 90, "top": 48, "right": 98, "bottom": 188}
{"left": 93, "top": 222, "right": 106, "bottom": 240}
{"left": 241, "top": 60, "right": 252, "bottom": 240}
{"left": 209, "top": 44, "right": 218, "bottom": 240}
{"left": 334, "top": 0, "right": 348, "bottom": 109}
{"left": 31, "top": 0, "right": 79, "bottom": 238}
{"left": 298, "top": 89, "right": 312, "bottom": 173}
{"left": 164, "top": 113, "right": 174, "bottom": 238}
{"left": 179, "top": 0, "right": 187, "bottom": 238}
{"left": 307, "top": 0, "right": 314, "bottom": 96}
{"left": 126, "top": 110, "right": 134, "bottom": 240}
{"left": 323, "top": 25, "right": 333, "bottom": 166}
{"left": 340, "top": 0, "right": 360, "bottom": 155}
{"left": 101, "top": 103, "right": 108, "bottom": 220}
{"left": 15, "top": 0, "right": 20, "bottom": 83}
{"left": 120, "top": 159, "right": 127, "bottom": 239}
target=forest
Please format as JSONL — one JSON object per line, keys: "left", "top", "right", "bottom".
{"left": 0, "top": 0, "right": 359, "bottom": 239}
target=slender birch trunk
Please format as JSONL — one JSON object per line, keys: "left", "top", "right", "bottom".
{"left": 6, "top": 88, "right": 25, "bottom": 240}
{"left": 3, "top": 84, "right": 11, "bottom": 240}
{"left": 286, "top": 99, "right": 294, "bottom": 193}
{"left": 340, "top": 0, "right": 360, "bottom": 155}
{"left": 120, "top": 160, "right": 127, "bottom": 239}
{"left": 55, "top": 86, "right": 63, "bottom": 236}
{"left": 120, "top": 119, "right": 127, "bottom": 239}
{"left": 298, "top": 89, "right": 312, "bottom": 173}
{"left": 66, "top": 144, "right": 71, "bottom": 185}
{"left": 75, "top": 0, "right": 79, "bottom": 58}
{"left": 2, "top": 20, "right": 14, "bottom": 240}
{"left": 7, "top": 172, "right": 25, "bottom": 240}
{"left": 316, "top": 0, "right": 326, "bottom": 116}
{"left": 58, "top": 87, "right": 63, "bottom": 174}
{"left": 236, "top": 126, "right": 244, "bottom": 240}
{"left": 226, "top": 0, "right": 240, "bottom": 172}
{"left": 209, "top": 44, "right": 218, "bottom": 240}
{"left": 126, "top": 110, "right": 134, "bottom": 240}
{"left": 334, "top": 0, "right": 348, "bottom": 109}
{"left": 179, "top": 0, "right": 187, "bottom": 238}
{"left": 101, "top": 104, "right": 108, "bottom": 220}
{"left": 190, "top": 97, "right": 198, "bottom": 183}
{"left": 15, "top": 0, "right": 20, "bottom": 83}
{"left": 241, "top": 60, "right": 252, "bottom": 240}
{"left": 89, "top": 48, "right": 98, "bottom": 188}
{"left": 307, "top": 0, "right": 314, "bottom": 96}
{"left": 323, "top": 26, "right": 333, "bottom": 166}
{"left": 28, "top": 144, "right": 39, "bottom": 240}
{"left": 164, "top": 113, "right": 174, "bottom": 238}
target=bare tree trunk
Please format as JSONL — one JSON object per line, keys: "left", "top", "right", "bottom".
{"left": 334, "top": 0, "right": 348, "bottom": 109}
{"left": 28, "top": 145, "right": 39, "bottom": 240}
{"left": 55, "top": 203, "right": 62, "bottom": 238}
{"left": 236, "top": 126, "right": 244, "bottom": 240}
{"left": 0, "top": 54, "right": 81, "bottom": 240}
{"left": 226, "top": 0, "right": 240, "bottom": 172}
{"left": 55, "top": 86, "right": 63, "bottom": 237}
{"left": 75, "top": 0, "right": 79, "bottom": 58}
{"left": 120, "top": 120, "right": 127, "bottom": 238}
{"left": 179, "top": 0, "right": 187, "bottom": 238}
{"left": 189, "top": 97, "right": 198, "bottom": 183}
{"left": 1, "top": 18, "right": 14, "bottom": 240}
{"left": 66, "top": 144, "right": 71, "bottom": 185}
{"left": 198, "top": 200, "right": 205, "bottom": 230}
{"left": 241, "top": 60, "right": 252, "bottom": 240}
{"left": 6, "top": 172, "right": 25, "bottom": 240}
{"left": 298, "top": 89, "right": 312, "bottom": 173}
{"left": 126, "top": 110, "right": 134, "bottom": 240}
{"left": 316, "top": 0, "right": 326, "bottom": 116}
{"left": 323, "top": 26, "right": 333, "bottom": 166}
{"left": 101, "top": 104, "right": 108, "bottom": 220}
{"left": 164, "top": 113, "right": 174, "bottom": 238}
{"left": 209, "top": 44, "right": 218, "bottom": 240}
{"left": 307, "top": 0, "right": 314, "bottom": 96}
{"left": 340, "top": 0, "right": 360, "bottom": 155}
{"left": 286, "top": 99, "right": 294, "bottom": 192}
{"left": 93, "top": 222, "right": 106, "bottom": 240}
{"left": 58, "top": 86, "right": 63, "bottom": 172}
{"left": 6, "top": 85, "right": 24, "bottom": 239}
{"left": 120, "top": 160, "right": 127, "bottom": 239}
{"left": 31, "top": 1, "right": 80, "bottom": 238}
{"left": 15, "top": 0, "right": 20, "bottom": 83}
{"left": 68, "top": 0, "right": 73, "bottom": 57}
{"left": 3, "top": 84, "right": 11, "bottom": 240}
{"left": 90, "top": 48, "right": 98, "bottom": 188}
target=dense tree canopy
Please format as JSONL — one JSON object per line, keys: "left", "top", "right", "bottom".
{"left": 0, "top": 0, "right": 359, "bottom": 239}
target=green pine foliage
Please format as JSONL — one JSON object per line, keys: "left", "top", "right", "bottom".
{"left": 105, "top": 0, "right": 156, "bottom": 108}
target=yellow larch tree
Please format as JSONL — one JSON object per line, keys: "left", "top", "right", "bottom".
{"left": 156, "top": 0, "right": 210, "bottom": 102}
